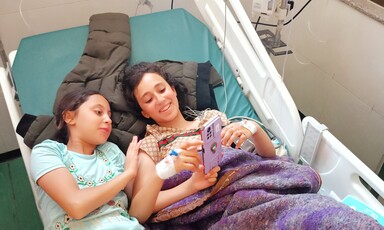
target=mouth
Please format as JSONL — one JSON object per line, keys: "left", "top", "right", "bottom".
{"left": 100, "top": 128, "right": 111, "bottom": 134}
{"left": 159, "top": 103, "right": 171, "bottom": 113}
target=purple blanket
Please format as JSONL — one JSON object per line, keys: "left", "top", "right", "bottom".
{"left": 145, "top": 147, "right": 383, "bottom": 229}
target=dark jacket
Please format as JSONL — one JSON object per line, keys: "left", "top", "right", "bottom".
{"left": 17, "top": 13, "right": 222, "bottom": 152}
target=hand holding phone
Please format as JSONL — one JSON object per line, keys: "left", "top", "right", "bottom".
{"left": 200, "top": 115, "right": 223, "bottom": 174}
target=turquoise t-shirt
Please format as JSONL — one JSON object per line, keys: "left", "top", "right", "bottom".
{"left": 30, "top": 139, "right": 144, "bottom": 230}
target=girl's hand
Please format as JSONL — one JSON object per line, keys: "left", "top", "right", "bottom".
{"left": 221, "top": 122, "right": 252, "bottom": 149}
{"left": 124, "top": 136, "right": 141, "bottom": 178}
{"left": 173, "top": 140, "right": 203, "bottom": 173}
{"left": 190, "top": 165, "right": 220, "bottom": 191}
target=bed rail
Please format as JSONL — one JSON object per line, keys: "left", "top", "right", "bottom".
{"left": 303, "top": 116, "right": 384, "bottom": 217}
{"left": 0, "top": 56, "right": 42, "bottom": 219}
{"left": 194, "top": 0, "right": 303, "bottom": 161}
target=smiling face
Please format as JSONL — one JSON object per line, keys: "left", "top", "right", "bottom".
{"left": 65, "top": 94, "right": 112, "bottom": 148}
{"left": 133, "top": 72, "right": 181, "bottom": 127}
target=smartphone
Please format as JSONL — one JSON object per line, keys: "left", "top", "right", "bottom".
{"left": 200, "top": 115, "right": 223, "bottom": 174}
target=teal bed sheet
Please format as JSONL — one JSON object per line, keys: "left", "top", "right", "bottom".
{"left": 12, "top": 8, "right": 258, "bottom": 120}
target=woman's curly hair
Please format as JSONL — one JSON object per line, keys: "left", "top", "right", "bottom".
{"left": 119, "top": 62, "right": 189, "bottom": 122}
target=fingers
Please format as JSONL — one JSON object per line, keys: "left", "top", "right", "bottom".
{"left": 124, "top": 136, "right": 141, "bottom": 173}
{"left": 221, "top": 123, "right": 238, "bottom": 146}
{"left": 205, "top": 166, "right": 220, "bottom": 177}
{"left": 125, "top": 137, "right": 142, "bottom": 161}
{"left": 221, "top": 123, "right": 251, "bottom": 148}
{"left": 125, "top": 136, "right": 141, "bottom": 158}
{"left": 172, "top": 142, "right": 204, "bottom": 172}
{"left": 175, "top": 151, "right": 201, "bottom": 172}
{"left": 178, "top": 140, "right": 203, "bottom": 150}
{"left": 204, "top": 166, "right": 220, "bottom": 183}
{"left": 173, "top": 140, "right": 203, "bottom": 172}
{"left": 234, "top": 131, "right": 248, "bottom": 149}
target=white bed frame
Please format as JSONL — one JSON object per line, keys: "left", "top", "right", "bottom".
{"left": 0, "top": 0, "right": 383, "bottom": 224}
{"left": 194, "top": 0, "right": 384, "bottom": 217}
{"left": 0, "top": 51, "right": 44, "bottom": 219}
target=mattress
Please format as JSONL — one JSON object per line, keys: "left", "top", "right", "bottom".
{"left": 12, "top": 9, "right": 258, "bottom": 122}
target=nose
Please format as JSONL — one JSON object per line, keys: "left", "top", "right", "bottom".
{"left": 104, "top": 114, "right": 112, "bottom": 124}
{"left": 155, "top": 93, "right": 165, "bottom": 105}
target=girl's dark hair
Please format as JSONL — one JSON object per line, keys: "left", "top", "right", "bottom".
{"left": 54, "top": 89, "right": 106, "bottom": 143}
{"left": 120, "top": 62, "right": 189, "bottom": 122}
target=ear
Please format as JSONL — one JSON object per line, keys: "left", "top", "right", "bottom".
{"left": 63, "top": 111, "right": 76, "bottom": 125}
{"left": 141, "top": 111, "right": 150, "bottom": 119}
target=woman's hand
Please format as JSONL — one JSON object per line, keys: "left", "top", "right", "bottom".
{"left": 190, "top": 165, "right": 220, "bottom": 192}
{"left": 221, "top": 122, "right": 253, "bottom": 149}
{"left": 124, "top": 136, "right": 141, "bottom": 178}
{"left": 173, "top": 140, "right": 203, "bottom": 173}
{"left": 221, "top": 120, "right": 276, "bottom": 158}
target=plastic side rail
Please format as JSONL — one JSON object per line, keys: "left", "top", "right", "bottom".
{"left": 302, "top": 116, "right": 384, "bottom": 216}
{"left": 0, "top": 64, "right": 42, "bottom": 220}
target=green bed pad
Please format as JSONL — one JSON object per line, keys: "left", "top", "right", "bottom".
{"left": 12, "top": 8, "right": 258, "bottom": 120}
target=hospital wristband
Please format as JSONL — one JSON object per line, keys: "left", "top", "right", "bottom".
{"left": 239, "top": 120, "right": 258, "bottom": 135}
{"left": 155, "top": 149, "right": 181, "bottom": 180}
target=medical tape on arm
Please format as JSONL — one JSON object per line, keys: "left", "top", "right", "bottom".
{"left": 239, "top": 120, "right": 258, "bottom": 135}
{"left": 155, "top": 149, "right": 181, "bottom": 180}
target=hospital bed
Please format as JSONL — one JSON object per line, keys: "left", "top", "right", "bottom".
{"left": 0, "top": 0, "right": 383, "bottom": 225}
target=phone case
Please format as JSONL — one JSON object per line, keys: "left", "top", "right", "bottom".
{"left": 200, "top": 115, "right": 223, "bottom": 174}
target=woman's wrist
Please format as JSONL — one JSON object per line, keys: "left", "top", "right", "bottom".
{"left": 155, "top": 149, "right": 181, "bottom": 180}
{"left": 186, "top": 175, "right": 201, "bottom": 193}
{"left": 239, "top": 120, "right": 258, "bottom": 135}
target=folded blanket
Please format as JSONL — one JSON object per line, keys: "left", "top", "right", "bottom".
{"left": 145, "top": 148, "right": 383, "bottom": 229}
{"left": 16, "top": 14, "right": 223, "bottom": 153}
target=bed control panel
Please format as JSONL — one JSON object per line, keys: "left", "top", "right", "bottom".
{"left": 299, "top": 119, "right": 328, "bottom": 166}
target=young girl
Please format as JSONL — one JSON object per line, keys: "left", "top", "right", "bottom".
{"left": 119, "top": 62, "right": 276, "bottom": 220}
{"left": 31, "top": 90, "right": 146, "bottom": 229}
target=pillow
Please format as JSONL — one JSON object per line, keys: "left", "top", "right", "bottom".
{"left": 155, "top": 60, "right": 223, "bottom": 111}
{"left": 17, "top": 60, "right": 223, "bottom": 153}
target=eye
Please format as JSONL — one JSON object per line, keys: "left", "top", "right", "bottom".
{"left": 144, "top": 97, "right": 153, "bottom": 104}
{"left": 159, "top": 87, "right": 166, "bottom": 93}
{"left": 94, "top": 109, "right": 102, "bottom": 115}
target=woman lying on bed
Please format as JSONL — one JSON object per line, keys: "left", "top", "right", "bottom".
{"left": 121, "top": 61, "right": 276, "bottom": 222}
{"left": 121, "top": 62, "right": 383, "bottom": 229}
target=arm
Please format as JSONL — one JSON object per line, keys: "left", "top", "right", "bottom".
{"left": 221, "top": 120, "right": 276, "bottom": 158}
{"left": 249, "top": 123, "right": 276, "bottom": 157}
{"left": 37, "top": 138, "right": 140, "bottom": 220}
{"left": 129, "top": 140, "right": 219, "bottom": 223}
{"left": 155, "top": 164, "right": 219, "bottom": 212}
{"left": 130, "top": 152, "right": 202, "bottom": 218}
{"left": 128, "top": 152, "right": 163, "bottom": 223}
{"left": 38, "top": 168, "right": 135, "bottom": 219}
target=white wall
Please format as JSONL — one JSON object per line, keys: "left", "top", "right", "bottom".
{"left": 263, "top": 0, "right": 384, "bottom": 172}
{"left": 0, "top": 0, "right": 203, "bottom": 56}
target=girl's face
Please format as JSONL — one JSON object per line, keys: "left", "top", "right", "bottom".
{"left": 65, "top": 94, "right": 112, "bottom": 146}
{"left": 133, "top": 73, "right": 179, "bottom": 126}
